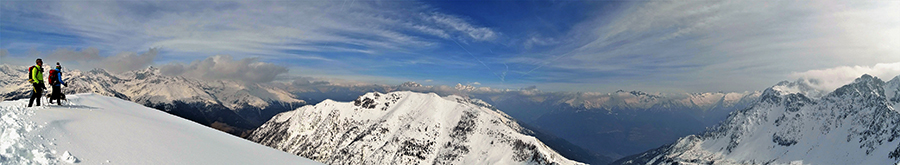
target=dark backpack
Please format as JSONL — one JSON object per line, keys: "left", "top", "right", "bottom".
{"left": 27, "top": 66, "right": 34, "bottom": 82}
{"left": 27, "top": 66, "right": 43, "bottom": 83}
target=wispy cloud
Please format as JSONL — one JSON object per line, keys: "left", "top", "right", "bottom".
{"left": 422, "top": 12, "right": 498, "bottom": 41}
{"left": 523, "top": 35, "right": 559, "bottom": 50}
{"left": 511, "top": 0, "right": 900, "bottom": 92}
{"left": 0, "top": 0, "right": 508, "bottom": 87}
{"left": 0, "top": 1, "right": 497, "bottom": 59}
{"left": 410, "top": 24, "right": 451, "bottom": 39}
{"left": 5, "top": 0, "right": 897, "bottom": 92}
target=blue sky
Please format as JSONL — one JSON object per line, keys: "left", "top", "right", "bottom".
{"left": 2, "top": 0, "right": 899, "bottom": 92}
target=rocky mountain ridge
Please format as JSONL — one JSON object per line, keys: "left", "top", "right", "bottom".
{"left": 249, "top": 91, "right": 584, "bottom": 165}
{"left": 0, "top": 64, "right": 305, "bottom": 135}
{"left": 613, "top": 74, "right": 900, "bottom": 165}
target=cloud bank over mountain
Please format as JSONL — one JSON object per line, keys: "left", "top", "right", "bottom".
{"left": 1, "top": 48, "right": 156, "bottom": 73}
{"left": 791, "top": 62, "right": 900, "bottom": 92}
{"left": 0, "top": 48, "right": 287, "bottom": 83}
{"left": 160, "top": 55, "right": 288, "bottom": 83}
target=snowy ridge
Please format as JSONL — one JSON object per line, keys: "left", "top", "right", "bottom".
{"left": 613, "top": 74, "right": 900, "bottom": 165}
{"left": 249, "top": 91, "right": 583, "bottom": 165}
{"left": 0, "top": 64, "right": 305, "bottom": 132}
{"left": 492, "top": 90, "right": 763, "bottom": 113}
{"left": 0, "top": 93, "right": 321, "bottom": 164}
{"left": 768, "top": 79, "right": 826, "bottom": 99}
{"left": 396, "top": 81, "right": 761, "bottom": 115}
{"left": 0, "top": 64, "right": 42, "bottom": 100}
{"left": 1, "top": 64, "right": 304, "bottom": 109}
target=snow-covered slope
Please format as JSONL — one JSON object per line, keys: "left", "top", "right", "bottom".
{"left": 0, "top": 93, "right": 321, "bottom": 164}
{"left": 249, "top": 91, "right": 583, "bottom": 165}
{"left": 613, "top": 74, "right": 900, "bottom": 165}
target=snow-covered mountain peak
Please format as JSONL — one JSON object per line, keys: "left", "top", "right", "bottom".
{"left": 767, "top": 79, "right": 824, "bottom": 99}
{"left": 856, "top": 74, "right": 880, "bottom": 82}
{"left": 122, "top": 66, "right": 162, "bottom": 80}
{"left": 455, "top": 83, "right": 476, "bottom": 91}
{"left": 350, "top": 91, "right": 409, "bottom": 111}
{"left": 613, "top": 74, "right": 900, "bottom": 165}
{"left": 624, "top": 90, "right": 662, "bottom": 99}
{"left": 349, "top": 91, "right": 497, "bottom": 113}
{"left": 757, "top": 78, "right": 826, "bottom": 106}
{"left": 828, "top": 74, "right": 887, "bottom": 100}
{"left": 400, "top": 81, "right": 424, "bottom": 88}
{"left": 87, "top": 68, "right": 113, "bottom": 75}
{"left": 251, "top": 91, "right": 583, "bottom": 165}
{"left": 0, "top": 64, "right": 22, "bottom": 75}
{"left": 349, "top": 91, "right": 521, "bottom": 133}
{"left": 884, "top": 75, "right": 900, "bottom": 104}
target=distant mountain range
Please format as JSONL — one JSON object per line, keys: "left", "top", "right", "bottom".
{"left": 0, "top": 64, "right": 305, "bottom": 136}
{"left": 613, "top": 75, "right": 900, "bottom": 164}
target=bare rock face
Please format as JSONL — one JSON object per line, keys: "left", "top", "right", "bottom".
{"left": 249, "top": 91, "right": 584, "bottom": 165}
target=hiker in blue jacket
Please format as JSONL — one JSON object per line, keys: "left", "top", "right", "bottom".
{"left": 48, "top": 62, "right": 67, "bottom": 105}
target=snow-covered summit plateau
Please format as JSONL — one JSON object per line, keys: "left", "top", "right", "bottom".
{"left": 0, "top": 93, "right": 320, "bottom": 164}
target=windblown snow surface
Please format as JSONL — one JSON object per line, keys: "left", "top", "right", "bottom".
{"left": 0, "top": 93, "right": 321, "bottom": 164}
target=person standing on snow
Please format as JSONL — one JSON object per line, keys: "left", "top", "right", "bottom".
{"left": 28, "top": 58, "right": 46, "bottom": 107}
{"left": 48, "top": 62, "right": 67, "bottom": 105}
